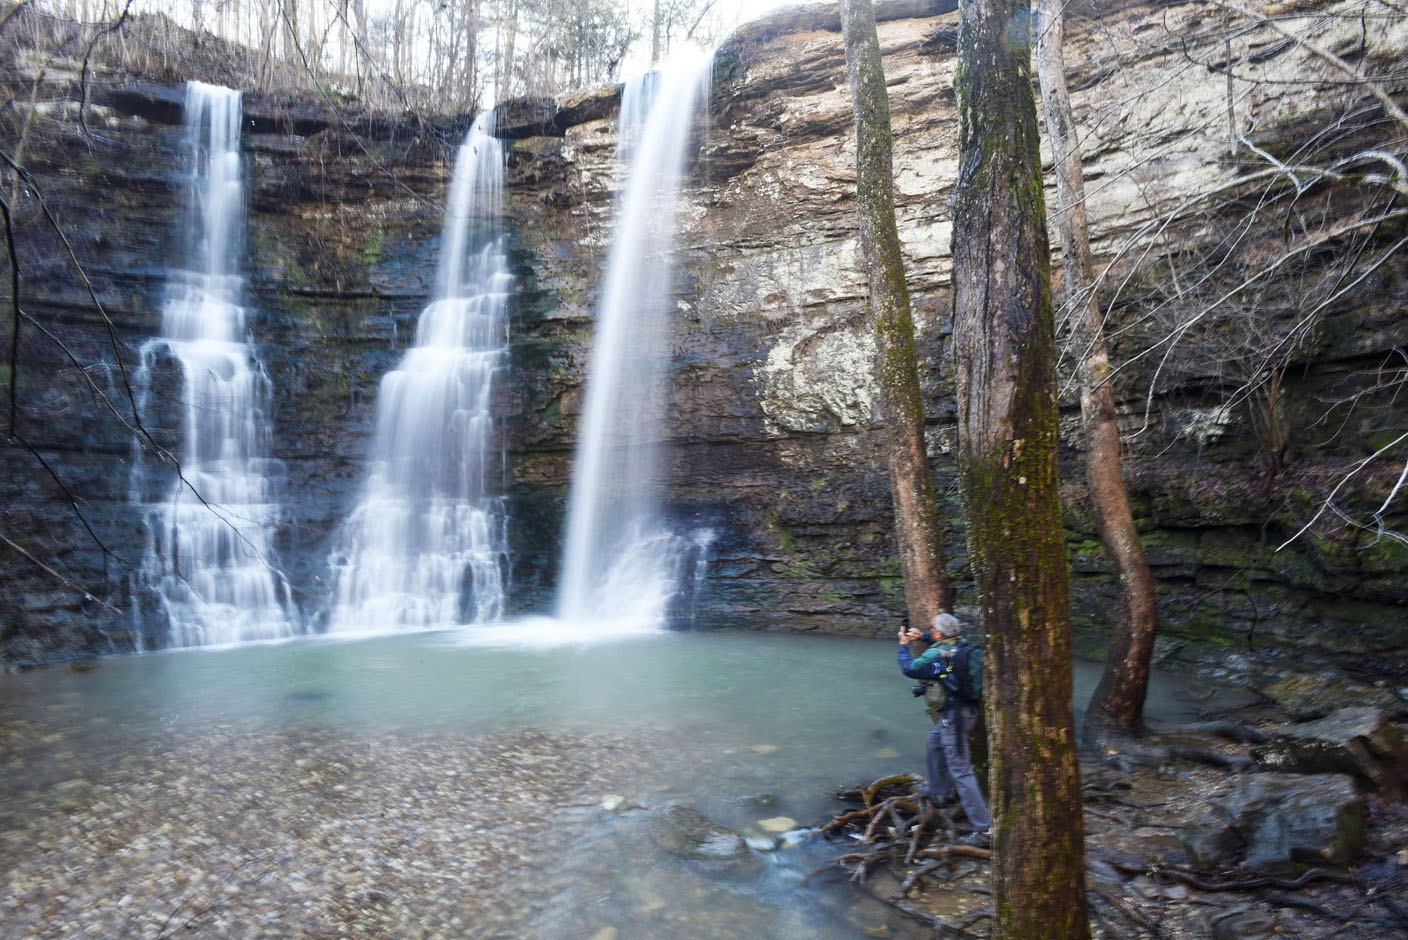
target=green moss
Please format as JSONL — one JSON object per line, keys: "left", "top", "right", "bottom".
{"left": 1364, "top": 430, "right": 1405, "bottom": 454}
{"left": 1355, "top": 534, "right": 1408, "bottom": 574}
{"left": 784, "top": 558, "right": 821, "bottom": 580}
{"left": 358, "top": 228, "right": 387, "bottom": 267}
{"left": 764, "top": 514, "right": 796, "bottom": 554}
{"left": 251, "top": 227, "right": 314, "bottom": 289}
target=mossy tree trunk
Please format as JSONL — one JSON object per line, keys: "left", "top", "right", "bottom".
{"left": 838, "top": 0, "right": 953, "bottom": 627}
{"left": 1035, "top": 0, "right": 1159, "bottom": 746}
{"left": 951, "top": 0, "right": 1089, "bottom": 937}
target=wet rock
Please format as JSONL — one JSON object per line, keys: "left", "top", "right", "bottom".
{"left": 1128, "top": 874, "right": 1188, "bottom": 901}
{"left": 1252, "top": 707, "right": 1408, "bottom": 799}
{"left": 650, "top": 804, "right": 754, "bottom": 868}
{"left": 757, "top": 815, "right": 797, "bottom": 833}
{"left": 1257, "top": 673, "right": 1405, "bottom": 721}
{"left": 600, "top": 794, "right": 641, "bottom": 814}
{"left": 1183, "top": 773, "right": 1365, "bottom": 873}
{"left": 779, "top": 828, "right": 812, "bottom": 846}
{"left": 1208, "top": 907, "right": 1277, "bottom": 940}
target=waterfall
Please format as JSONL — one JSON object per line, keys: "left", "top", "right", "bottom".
{"left": 129, "top": 82, "right": 298, "bottom": 648}
{"left": 556, "top": 57, "right": 713, "bottom": 626}
{"left": 326, "top": 116, "right": 510, "bottom": 633}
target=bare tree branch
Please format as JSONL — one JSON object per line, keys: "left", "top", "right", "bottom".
{"left": 1209, "top": 0, "right": 1408, "bottom": 135}
{"left": 0, "top": 530, "right": 120, "bottom": 614}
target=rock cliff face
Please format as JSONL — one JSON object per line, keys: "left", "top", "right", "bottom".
{"left": 2, "top": 0, "right": 1406, "bottom": 675}
{"left": 499, "top": 0, "right": 1408, "bottom": 662}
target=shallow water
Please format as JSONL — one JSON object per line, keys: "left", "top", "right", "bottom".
{"left": 0, "top": 631, "right": 1222, "bottom": 938}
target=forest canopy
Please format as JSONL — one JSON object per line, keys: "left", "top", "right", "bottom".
{"left": 14, "top": 0, "right": 736, "bottom": 113}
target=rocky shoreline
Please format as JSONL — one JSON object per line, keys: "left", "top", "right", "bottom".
{"left": 813, "top": 705, "right": 1408, "bottom": 939}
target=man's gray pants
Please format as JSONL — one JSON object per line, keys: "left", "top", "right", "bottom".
{"left": 926, "top": 702, "right": 992, "bottom": 830}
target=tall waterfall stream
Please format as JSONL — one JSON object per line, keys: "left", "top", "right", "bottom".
{"left": 128, "top": 82, "right": 298, "bottom": 648}
{"left": 557, "top": 57, "right": 716, "bottom": 628}
{"left": 326, "top": 116, "right": 511, "bottom": 633}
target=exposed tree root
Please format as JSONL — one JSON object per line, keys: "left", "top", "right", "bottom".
{"left": 1088, "top": 882, "right": 1168, "bottom": 940}
{"left": 813, "top": 775, "right": 991, "bottom": 893}
{"left": 1153, "top": 720, "right": 1271, "bottom": 744}
{"left": 1264, "top": 891, "right": 1407, "bottom": 928}
{"left": 1089, "top": 852, "right": 1356, "bottom": 893}
{"left": 884, "top": 897, "right": 991, "bottom": 938}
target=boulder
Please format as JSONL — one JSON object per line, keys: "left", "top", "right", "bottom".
{"left": 650, "top": 804, "right": 757, "bottom": 872}
{"left": 1207, "top": 907, "right": 1278, "bottom": 940}
{"left": 1253, "top": 707, "right": 1408, "bottom": 799}
{"left": 92, "top": 81, "right": 185, "bottom": 124}
{"left": 1184, "top": 773, "right": 1365, "bottom": 873}
{"left": 553, "top": 85, "right": 622, "bottom": 130}
{"left": 493, "top": 96, "right": 558, "bottom": 139}
{"left": 1257, "top": 674, "right": 1405, "bottom": 721}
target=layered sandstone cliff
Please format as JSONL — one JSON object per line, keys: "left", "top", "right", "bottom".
{"left": 1, "top": 0, "right": 1404, "bottom": 676}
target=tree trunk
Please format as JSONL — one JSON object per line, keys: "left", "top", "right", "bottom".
{"left": 951, "top": 1, "right": 1089, "bottom": 937}
{"left": 838, "top": 0, "right": 953, "bottom": 628}
{"left": 1035, "top": 0, "right": 1159, "bottom": 746}
{"left": 652, "top": 0, "right": 661, "bottom": 65}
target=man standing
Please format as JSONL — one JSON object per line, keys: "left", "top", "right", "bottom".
{"left": 898, "top": 612, "right": 992, "bottom": 846}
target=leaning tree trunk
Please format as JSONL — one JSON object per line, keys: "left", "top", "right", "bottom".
{"left": 838, "top": 0, "right": 952, "bottom": 627}
{"left": 951, "top": 0, "right": 1090, "bottom": 937}
{"left": 1035, "top": 0, "right": 1159, "bottom": 746}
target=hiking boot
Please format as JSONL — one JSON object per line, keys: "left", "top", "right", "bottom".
{"left": 957, "top": 829, "right": 991, "bottom": 848}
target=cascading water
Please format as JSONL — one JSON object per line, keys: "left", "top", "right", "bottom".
{"left": 129, "top": 82, "right": 298, "bottom": 648}
{"left": 326, "top": 116, "right": 510, "bottom": 632}
{"left": 556, "top": 57, "right": 715, "bottom": 627}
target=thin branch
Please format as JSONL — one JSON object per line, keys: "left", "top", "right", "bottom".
{"left": 1208, "top": 0, "right": 1408, "bottom": 135}
{"left": 1127, "top": 207, "right": 1408, "bottom": 426}
{"left": 275, "top": 0, "right": 444, "bottom": 212}
{"left": 0, "top": 530, "right": 120, "bottom": 614}
{"left": 10, "top": 429, "right": 124, "bottom": 564}
{"left": 77, "top": 0, "right": 137, "bottom": 143}
{"left": 0, "top": 146, "right": 148, "bottom": 438}
{"left": 1276, "top": 430, "right": 1408, "bottom": 550}
{"left": 1, "top": 193, "right": 18, "bottom": 435}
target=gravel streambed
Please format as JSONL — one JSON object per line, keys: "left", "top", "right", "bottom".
{"left": 1, "top": 723, "right": 687, "bottom": 939}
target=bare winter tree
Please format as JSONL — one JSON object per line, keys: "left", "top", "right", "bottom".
{"left": 1035, "top": 0, "right": 1158, "bottom": 748}
{"left": 838, "top": 0, "right": 952, "bottom": 630}
{"left": 951, "top": 0, "right": 1089, "bottom": 936}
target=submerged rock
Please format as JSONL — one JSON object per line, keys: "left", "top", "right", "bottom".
{"left": 1183, "top": 773, "right": 1365, "bottom": 873}
{"left": 757, "top": 815, "right": 797, "bottom": 834}
{"left": 1252, "top": 707, "right": 1408, "bottom": 799}
{"left": 650, "top": 804, "right": 756, "bottom": 872}
{"left": 600, "top": 794, "right": 642, "bottom": 814}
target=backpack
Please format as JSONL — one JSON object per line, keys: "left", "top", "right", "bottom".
{"left": 948, "top": 643, "right": 983, "bottom": 704}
